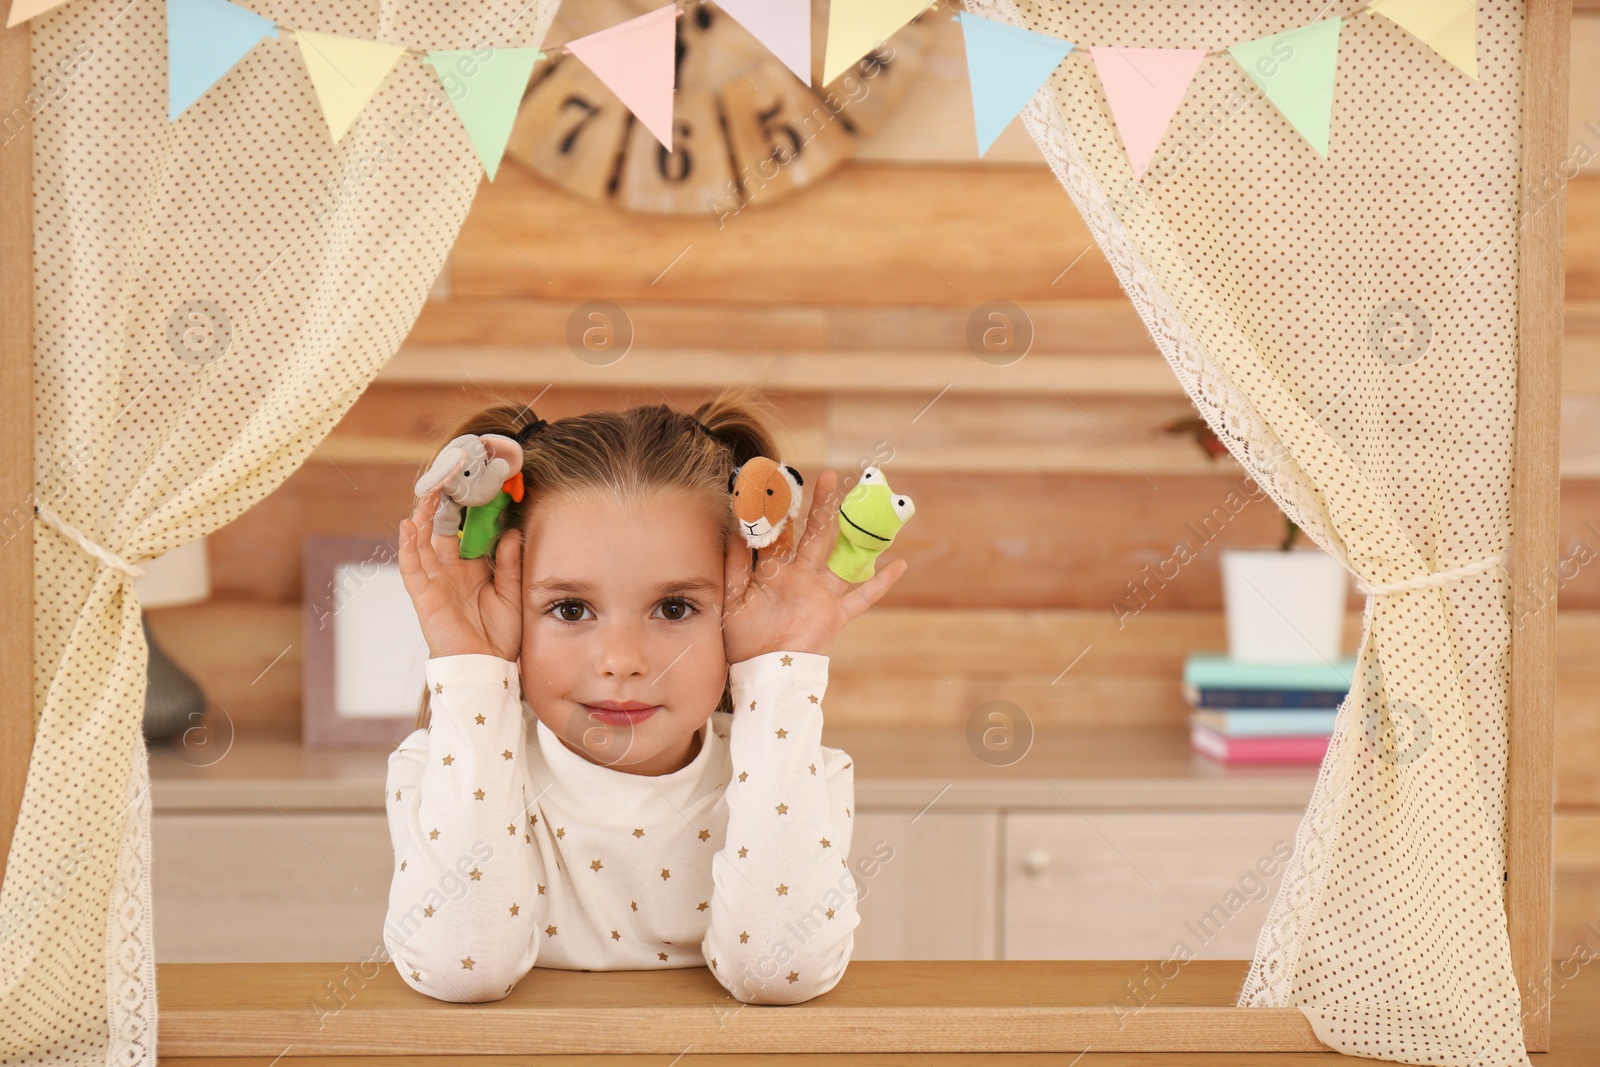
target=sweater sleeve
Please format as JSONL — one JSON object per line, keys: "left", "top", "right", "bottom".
{"left": 382, "top": 654, "right": 544, "bottom": 1002}
{"left": 701, "top": 650, "right": 860, "bottom": 1004}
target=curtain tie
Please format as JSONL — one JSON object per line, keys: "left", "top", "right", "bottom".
{"left": 33, "top": 502, "right": 146, "bottom": 581}
{"left": 1354, "top": 549, "right": 1510, "bottom": 597}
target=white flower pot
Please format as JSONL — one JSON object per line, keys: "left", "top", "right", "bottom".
{"left": 1221, "top": 547, "right": 1349, "bottom": 664}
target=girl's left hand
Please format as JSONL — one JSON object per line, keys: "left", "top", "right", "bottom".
{"left": 720, "top": 468, "right": 908, "bottom": 664}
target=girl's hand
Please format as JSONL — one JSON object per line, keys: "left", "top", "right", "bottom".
{"left": 399, "top": 488, "right": 523, "bottom": 661}
{"left": 720, "top": 469, "right": 908, "bottom": 664}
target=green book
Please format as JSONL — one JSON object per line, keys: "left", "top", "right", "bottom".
{"left": 1183, "top": 651, "right": 1357, "bottom": 690}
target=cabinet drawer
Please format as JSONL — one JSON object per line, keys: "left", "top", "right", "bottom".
{"left": 152, "top": 813, "right": 393, "bottom": 962}
{"left": 1004, "top": 810, "right": 1305, "bottom": 960}
{"left": 850, "top": 810, "right": 998, "bottom": 960}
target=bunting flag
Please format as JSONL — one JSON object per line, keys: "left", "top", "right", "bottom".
{"left": 565, "top": 3, "right": 678, "bottom": 151}
{"left": 293, "top": 29, "right": 408, "bottom": 144}
{"left": 166, "top": 0, "right": 278, "bottom": 122}
{"left": 822, "top": 0, "right": 930, "bottom": 86}
{"left": 424, "top": 49, "right": 545, "bottom": 180}
{"left": 954, "top": 12, "right": 1074, "bottom": 157}
{"left": 1090, "top": 47, "right": 1208, "bottom": 179}
{"left": 718, "top": 0, "right": 811, "bottom": 86}
{"left": 4, "top": 0, "right": 67, "bottom": 28}
{"left": 1228, "top": 19, "right": 1343, "bottom": 157}
{"left": 1369, "top": 0, "right": 1478, "bottom": 79}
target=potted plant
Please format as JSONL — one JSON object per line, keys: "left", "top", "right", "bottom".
{"left": 1163, "top": 414, "right": 1348, "bottom": 664}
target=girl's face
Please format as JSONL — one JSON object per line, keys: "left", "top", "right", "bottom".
{"left": 519, "top": 488, "right": 729, "bottom": 777}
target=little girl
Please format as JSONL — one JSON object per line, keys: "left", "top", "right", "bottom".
{"left": 381, "top": 386, "right": 907, "bottom": 1006}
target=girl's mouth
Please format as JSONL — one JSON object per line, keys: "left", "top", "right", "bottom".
{"left": 584, "top": 705, "right": 659, "bottom": 725}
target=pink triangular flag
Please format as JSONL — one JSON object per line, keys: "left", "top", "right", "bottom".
{"left": 6, "top": 0, "right": 70, "bottom": 27}
{"left": 717, "top": 0, "right": 811, "bottom": 85}
{"left": 1090, "top": 47, "right": 1207, "bottom": 179}
{"left": 565, "top": 3, "right": 679, "bottom": 150}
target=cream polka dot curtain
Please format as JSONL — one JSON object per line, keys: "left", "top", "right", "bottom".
{"left": 962, "top": 0, "right": 1532, "bottom": 1063}
{"left": 0, "top": 1, "right": 559, "bottom": 1062}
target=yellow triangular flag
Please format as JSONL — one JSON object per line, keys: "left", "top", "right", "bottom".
{"left": 821, "top": 0, "right": 931, "bottom": 85}
{"left": 5, "top": 0, "right": 69, "bottom": 28}
{"left": 1368, "top": 0, "right": 1478, "bottom": 79}
{"left": 293, "top": 29, "right": 408, "bottom": 143}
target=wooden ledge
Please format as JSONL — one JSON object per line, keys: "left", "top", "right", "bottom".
{"left": 158, "top": 960, "right": 1325, "bottom": 1056}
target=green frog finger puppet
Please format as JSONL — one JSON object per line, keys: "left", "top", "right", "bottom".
{"left": 827, "top": 465, "right": 914, "bottom": 584}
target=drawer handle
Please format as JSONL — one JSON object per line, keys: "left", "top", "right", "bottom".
{"left": 1021, "top": 848, "right": 1051, "bottom": 875}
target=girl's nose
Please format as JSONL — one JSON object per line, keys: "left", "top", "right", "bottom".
{"left": 595, "top": 617, "right": 650, "bottom": 677}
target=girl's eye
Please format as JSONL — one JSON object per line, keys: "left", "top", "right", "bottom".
{"left": 544, "top": 598, "right": 699, "bottom": 623}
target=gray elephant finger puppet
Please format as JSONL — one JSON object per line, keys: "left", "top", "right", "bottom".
{"left": 828, "top": 465, "right": 914, "bottom": 583}
{"left": 414, "top": 433, "right": 525, "bottom": 560}
{"left": 729, "top": 456, "right": 804, "bottom": 570}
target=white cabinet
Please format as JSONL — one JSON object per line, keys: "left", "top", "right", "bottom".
{"left": 1003, "top": 810, "right": 1306, "bottom": 960}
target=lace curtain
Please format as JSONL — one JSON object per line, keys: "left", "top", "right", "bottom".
{"left": 0, "top": 2, "right": 559, "bottom": 1063}
{"left": 962, "top": 0, "right": 1531, "bottom": 1064}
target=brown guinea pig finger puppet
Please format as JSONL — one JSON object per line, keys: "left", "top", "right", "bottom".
{"left": 728, "top": 456, "right": 804, "bottom": 570}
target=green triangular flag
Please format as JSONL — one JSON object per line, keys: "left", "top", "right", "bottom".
{"left": 1227, "top": 19, "right": 1342, "bottom": 157}
{"left": 424, "top": 48, "right": 546, "bottom": 180}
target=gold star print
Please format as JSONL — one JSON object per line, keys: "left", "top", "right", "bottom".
{"left": 775, "top": 802, "right": 788, "bottom": 815}
{"left": 442, "top": 754, "right": 454, "bottom": 766}
{"left": 411, "top": 970, "right": 420, "bottom": 980}
{"left": 711, "top": 958, "right": 718, "bottom": 970}
{"left": 400, "top": 859, "right": 407, "bottom": 870}
{"left": 697, "top": 900, "right": 709, "bottom": 911}
{"left": 738, "top": 771, "right": 748, "bottom": 783}
{"left": 632, "top": 828, "right": 645, "bottom": 838}
{"left": 428, "top": 828, "right": 440, "bottom": 840}
{"left": 738, "top": 931, "right": 750, "bottom": 944}
{"left": 502, "top": 749, "right": 513, "bottom": 760}
{"left": 591, "top": 859, "right": 604, "bottom": 872}
{"left": 808, "top": 693, "right": 818, "bottom": 703}
{"left": 529, "top": 814, "right": 538, "bottom": 826}
{"left": 555, "top": 827, "right": 565, "bottom": 838}
{"left": 748, "top": 699, "right": 757, "bottom": 711}
{"left": 474, "top": 788, "right": 486, "bottom": 800}
{"left": 698, "top": 828, "right": 710, "bottom": 841}
{"left": 510, "top": 903, "right": 520, "bottom": 916}
{"left": 826, "top": 908, "right": 835, "bottom": 919}
{"left": 474, "top": 714, "right": 486, "bottom": 725}
{"left": 780, "top": 654, "right": 792, "bottom": 666}
{"left": 844, "top": 762, "right": 852, "bottom": 769}
{"left": 433, "top": 682, "right": 443, "bottom": 695}
{"left": 538, "top": 884, "right": 546, "bottom": 895}
{"left": 423, "top": 905, "right": 435, "bottom": 918}
{"left": 544, "top": 925, "right": 558, "bottom": 937}
{"left": 820, "top": 837, "right": 831, "bottom": 848}
{"left": 461, "top": 957, "right": 475, "bottom": 969}
{"left": 808, "top": 763, "right": 816, "bottom": 775}
{"left": 774, "top": 727, "right": 787, "bottom": 739}
{"left": 502, "top": 677, "right": 510, "bottom": 689}
{"left": 611, "top": 930, "right": 621, "bottom": 941}
{"left": 776, "top": 883, "right": 789, "bottom": 896}
{"left": 846, "top": 807, "right": 851, "bottom": 817}
{"left": 524, "top": 834, "right": 531, "bottom": 843}
{"left": 658, "top": 952, "right": 669, "bottom": 961}
{"left": 660, "top": 868, "right": 671, "bottom": 880}
{"left": 393, "top": 789, "right": 401, "bottom": 800}
{"left": 507, "top": 823, "right": 517, "bottom": 836}
{"left": 737, "top": 846, "right": 748, "bottom": 858}
{"left": 786, "top": 971, "right": 799, "bottom": 984}
{"left": 630, "top": 901, "right": 638, "bottom": 911}
{"left": 469, "top": 867, "right": 482, "bottom": 881}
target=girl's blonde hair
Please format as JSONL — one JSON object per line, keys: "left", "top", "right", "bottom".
{"left": 412, "top": 384, "right": 784, "bottom": 731}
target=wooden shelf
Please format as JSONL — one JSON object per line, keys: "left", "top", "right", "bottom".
{"left": 146, "top": 724, "right": 1320, "bottom": 814}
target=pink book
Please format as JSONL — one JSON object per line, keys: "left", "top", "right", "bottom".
{"left": 1190, "top": 722, "right": 1329, "bottom": 765}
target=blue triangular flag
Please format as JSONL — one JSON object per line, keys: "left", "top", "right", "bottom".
{"left": 167, "top": 0, "right": 278, "bottom": 122}
{"left": 954, "top": 11, "right": 1074, "bottom": 156}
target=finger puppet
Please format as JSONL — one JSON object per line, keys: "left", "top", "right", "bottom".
{"left": 414, "top": 433, "right": 525, "bottom": 560}
{"left": 729, "top": 456, "right": 804, "bottom": 569}
{"left": 827, "top": 465, "right": 914, "bottom": 583}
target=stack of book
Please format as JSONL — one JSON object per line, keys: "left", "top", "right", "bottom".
{"left": 1182, "top": 652, "right": 1358, "bottom": 765}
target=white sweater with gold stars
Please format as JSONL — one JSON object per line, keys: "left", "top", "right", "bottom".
{"left": 382, "top": 650, "right": 859, "bottom": 1005}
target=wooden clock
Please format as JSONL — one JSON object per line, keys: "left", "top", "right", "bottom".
{"left": 503, "top": 0, "right": 933, "bottom": 214}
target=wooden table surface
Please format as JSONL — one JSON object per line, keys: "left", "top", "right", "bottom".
{"left": 153, "top": 958, "right": 1598, "bottom": 1064}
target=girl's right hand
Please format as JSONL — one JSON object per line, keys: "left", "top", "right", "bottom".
{"left": 399, "top": 488, "right": 524, "bottom": 661}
